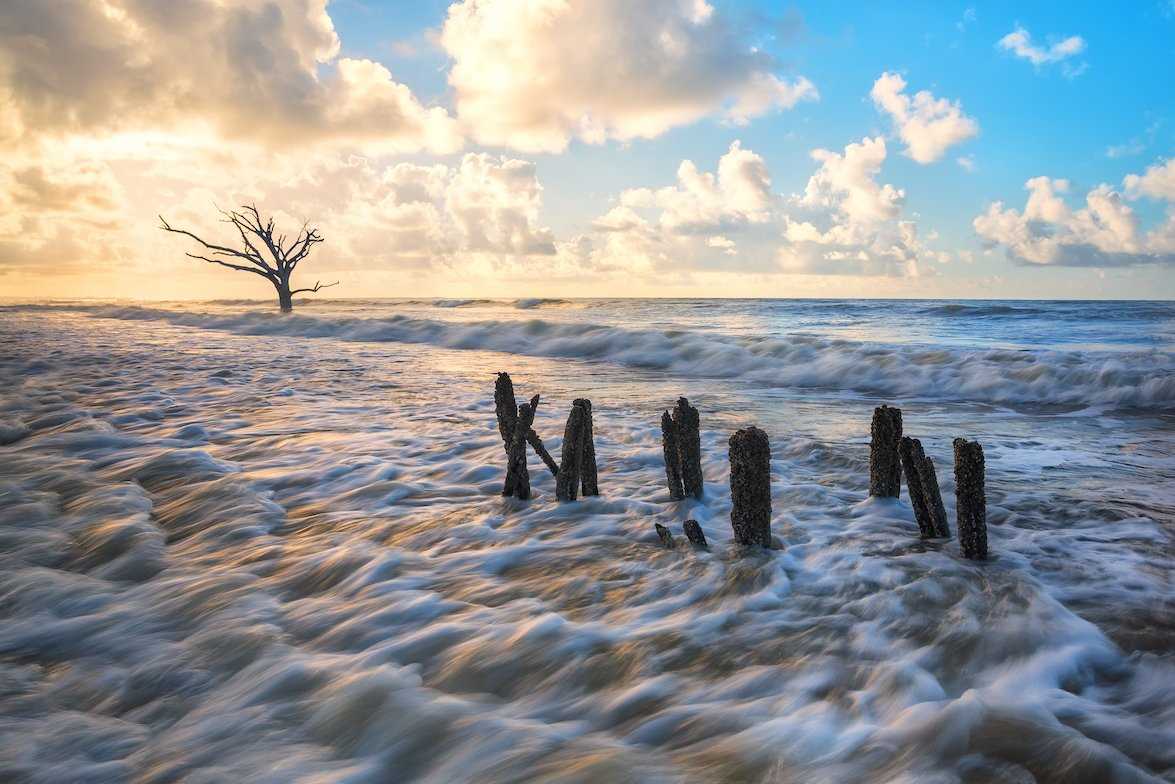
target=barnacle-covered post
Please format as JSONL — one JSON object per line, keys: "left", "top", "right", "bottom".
{"left": 869, "top": 405, "right": 903, "bottom": 498}
{"left": 953, "top": 438, "right": 988, "bottom": 559}
{"left": 728, "top": 426, "right": 772, "bottom": 547}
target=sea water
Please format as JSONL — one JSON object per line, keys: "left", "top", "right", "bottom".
{"left": 0, "top": 299, "right": 1172, "bottom": 782}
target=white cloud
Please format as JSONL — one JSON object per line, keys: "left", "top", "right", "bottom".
{"left": 870, "top": 72, "right": 978, "bottom": 164}
{"left": 1123, "top": 158, "right": 1175, "bottom": 201}
{"left": 957, "top": 155, "right": 976, "bottom": 172}
{"left": 997, "top": 26, "right": 1087, "bottom": 75}
{"left": 0, "top": 0, "right": 461, "bottom": 152}
{"left": 580, "top": 137, "right": 943, "bottom": 278}
{"left": 974, "top": 166, "right": 1175, "bottom": 266}
{"left": 439, "top": 0, "right": 817, "bottom": 152}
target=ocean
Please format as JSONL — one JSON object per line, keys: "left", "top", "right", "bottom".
{"left": 1, "top": 298, "right": 1172, "bottom": 782}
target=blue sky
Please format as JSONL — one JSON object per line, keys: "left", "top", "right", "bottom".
{"left": 2, "top": 0, "right": 1173, "bottom": 299}
{"left": 328, "top": 0, "right": 1175, "bottom": 296}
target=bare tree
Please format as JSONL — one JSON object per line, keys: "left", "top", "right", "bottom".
{"left": 159, "top": 204, "right": 336, "bottom": 313}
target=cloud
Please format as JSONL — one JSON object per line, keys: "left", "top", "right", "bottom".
{"left": 580, "top": 137, "right": 944, "bottom": 278}
{"left": 0, "top": 0, "right": 460, "bottom": 152}
{"left": 957, "top": 155, "right": 976, "bottom": 172}
{"left": 438, "top": 0, "right": 817, "bottom": 152}
{"left": 997, "top": 26, "right": 1087, "bottom": 75}
{"left": 870, "top": 72, "right": 978, "bottom": 164}
{"left": 1123, "top": 158, "right": 1175, "bottom": 201}
{"left": 973, "top": 166, "right": 1175, "bottom": 266}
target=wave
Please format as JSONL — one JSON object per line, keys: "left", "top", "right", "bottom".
{"left": 15, "top": 304, "right": 1165, "bottom": 411}
{"left": 923, "top": 303, "right": 1042, "bottom": 317}
{"left": 513, "top": 298, "right": 572, "bottom": 309}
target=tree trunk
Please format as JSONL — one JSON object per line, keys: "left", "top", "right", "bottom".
{"left": 277, "top": 281, "right": 293, "bottom": 313}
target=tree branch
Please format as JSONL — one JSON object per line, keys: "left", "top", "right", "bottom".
{"left": 160, "top": 215, "right": 277, "bottom": 280}
{"left": 289, "top": 280, "right": 339, "bottom": 295}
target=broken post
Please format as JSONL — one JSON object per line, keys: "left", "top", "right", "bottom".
{"left": 674, "top": 398, "right": 704, "bottom": 499}
{"left": 921, "top": 453, "right": 950, "bottom": 538}
{"left": 654, "top": 523, "right": 674, "bottom": 548}
{"left": 900, "top": 436, "right": 936, "bottom": 539}
{"left": 578, "top": 399, "right": 599, "bottom": 497}
{"left": 901, "top": 437, "right": 951, "bottom": 538}
{"left": 502, "top": 395, "right": 539, "bottom": 500}
{"left": 494, "top": 372, "right": 559, "bottom": 477}
{"left": 556, "top": 399, "right": 598, "bottom": 501}
{"left": 728, "top": 426, "right": 772, "bottom": 547}
{"left": 683, "top": 519, "right": 708, "bottom": 548}
{"left": 660, "top": 411, "right": 685, "bottom": 500}
{"left": 869, "top": 405, "right": 903, "bottom": 498}
{"left": 953, "top": 438, "right": 988, "bottom": 560}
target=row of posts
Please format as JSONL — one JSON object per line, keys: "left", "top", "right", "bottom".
{"left": 494, "top": 373, "right": 988, "bottom": 560}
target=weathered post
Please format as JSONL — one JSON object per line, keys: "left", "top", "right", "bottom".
{"left": 953, "top": 438, "right": 988, "bottom": 560}
{"left": 494, "top": 372, "right": 518, "bottom": 448}
{"left": 503, "top": 396, "right": 539, "bottom": 500}
{"left": 578, "top": 399, "right": 599, "bottom": 497}
{"left": 674, "top": 398, "right": 704, "bottom": 499}
{"left": 728, "top": 426, "right": 772, "bottom": 547}
{"left": 494, "top": 372, "right": 559, "bottom": 477}
{"left": 900, "top": 436, "right": 936, "bottom": 538}
{"left": 660, "top": 411, "right": 685, "bottom": 500}
{"left": 921, "top": 453, "right": 950, "bottom": 538}
{"left": 869, "top": 405, "right": 903, "bottom": 498}
{"left": 901, "top": 436, "right": 951, "bottom": 538}
{"left": 556, "top": 399, "right": 598, "bottom": 501}
{"left": 683, "top": 519, "right": 708, "bottom": 548}
{"left": 654, "top": 523, "right": 675, "bottom": 548}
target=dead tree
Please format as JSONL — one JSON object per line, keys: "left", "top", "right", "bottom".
{"left": 502, "top": 396, "right": 540, "bottom": 499}
{"left": 729, "top": 426, "right": 772, "bottom": 547}
{"left": 159, "top": 204, "right": 336, "bottom": 313}
{"left": 953, "top": 438, "right": 988, "bottom": 560}
{"left": 660, "top": 398, "right": 703, "bottom": 499}
{"left": 556, "top": 399, "right": 598, "bottom": 501}
{"left": 494, "top": 373, "right": 559, "bottom": 477}
{"left": 869, "top": 405, "right": 903, "bottom": 498}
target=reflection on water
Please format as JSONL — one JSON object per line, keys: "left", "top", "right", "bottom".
{"left": 0, "top": 300, "right": 1172, "bottom": 782}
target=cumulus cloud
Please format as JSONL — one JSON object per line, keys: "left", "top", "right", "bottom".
{"left": 1123, "top": 158, "right": 1175, "bottom": 201}
{"left": 580, "top": 137, "right": 944, "bottom": 278}
{"left": 870, "top": 73, "right": 978, "bottom": 164}
{"left": 439, "top": 0, "right": 817, "bottom": 152}
{"left": 997, "top": 26, "right": 1087, "bottom": 75}
{"left": 0, "top": 0, "right": 460, "bottom": 152}
{"left": 973, "top": 166, "right": 1175, "bottom": 266}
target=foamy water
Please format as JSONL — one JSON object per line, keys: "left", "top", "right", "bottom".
{"left": 0, "top": 298, "right": 1172, "bottom": 782}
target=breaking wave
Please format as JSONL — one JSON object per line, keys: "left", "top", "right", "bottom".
{"left": 17, "top": 304, "right": 1174, "bottom": 410}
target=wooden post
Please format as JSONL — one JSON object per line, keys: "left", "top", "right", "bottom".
{"left": 654, "top": 523, "right": 674, "bottom": 548}
{"left": 921, "top": 453, "right": 950, "bottom": 538}
{"left": 728, "top": 426, "right": 772, "bottom": 547}
{"left": 900, "top": 436, "right": 936, "bottom": 538}
{"left": 494, "top": 372, "right": 559, "bottom": 477}
{"left": 673, "top": 398, "right": 704, "bottom": 499}
{"left": 660, "top": 411, "right": 685, "bottom": 499}
{"left": 494, "top": 372, "right": 518, "bottom": 448}
{"left": 869, "top": 405, "right": 903, "bottom": 498}
{"left": 901, "top": 436, "right": 951, "bottom": 538}
{"left": 502, "top": 395, "right": 539, "bottom": 500}
{"left": 683, "top": 519, "right": 708, "bottom": 548}
{"left": 578, "top": 399, "right": 599, "bottom": 496}
{"left": 953, "top": 438, "right": 988, "bottom": 560}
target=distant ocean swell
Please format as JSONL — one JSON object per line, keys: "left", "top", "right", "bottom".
{"left": 11, "top": 305, "right": 1171, "bottom": 410}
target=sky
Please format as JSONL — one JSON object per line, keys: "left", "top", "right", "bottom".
{"left": 1, "top": 0, "right": 1173, "bottom": 301}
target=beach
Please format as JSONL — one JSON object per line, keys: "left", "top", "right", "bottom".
{"left": 1, "top": 298, "right": 1172, "bottom": 782}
